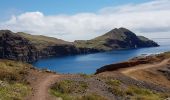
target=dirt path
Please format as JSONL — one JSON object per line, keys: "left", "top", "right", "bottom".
{"left": 25, "top": 69, "right": 61, "bottom": 100}
{"left": 122, "top": 58, "right": 170, "bottom": 74}
{"left": 31, "top": 75, "right": 59, "bottom": 100}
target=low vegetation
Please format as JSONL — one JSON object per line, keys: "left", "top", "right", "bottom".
{"left": 51, "top": 80, "right": 88, "bottom": 94}
{"left": 17, "top": 32, "right": 70, "bottom": 49}
{"left": 50, "top": 80, "right": 108, "bottom": 100}
{"left": 106, "top": 79, "right": 125, "bottom": 96}
{"left": 0, "top": 59, "right": 31, "bottom": 100}
{"left": 79, "top": 73, "right": 93, "bottom": 78}
{"left": 105, "top": 78, "right": 169, "bottom": 100}
{"left": 0, "top": 81, "right": 31, "bottom": 100}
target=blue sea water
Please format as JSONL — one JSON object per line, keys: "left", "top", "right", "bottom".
{"left": 33, "top": 39, "right": 170, "bottom": 74}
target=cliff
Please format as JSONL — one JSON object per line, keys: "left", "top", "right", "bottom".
{"left": 0, "top": 30, "right": 100, "bottom": 62}
{"left": 17, "top": 32, "right": 100, "bottom": 58}
{"left": 0, "top": 30, "right": 38, "bottom": 63}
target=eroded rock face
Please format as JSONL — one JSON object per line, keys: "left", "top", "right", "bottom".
{"left": 0, "top": 30, "right": 100, "bottom": 62}
{"left": 0, "top": 30, "right": 38, "bottom": 63}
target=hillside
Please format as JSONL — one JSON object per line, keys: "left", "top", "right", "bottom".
{"left": 0, "top": 30, "right": 99, "bottom": 62}
{"left": 0, "top": 28, "right": 158, "bottom": 62}
{"left": 16, "top": 32, "right": 72, "bottom": 50}
{"left": 74, "top": 28, "right": 159, "bottom": 50}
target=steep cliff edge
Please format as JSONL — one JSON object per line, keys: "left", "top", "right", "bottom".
{"left": 74, "top": 28, "right": 159, "bottom": 51}
{"left": 17, "top": 32, "right": 100, "bottom": 58}
{"left": 0, "top": 30, "right": 37, "bottom": 63}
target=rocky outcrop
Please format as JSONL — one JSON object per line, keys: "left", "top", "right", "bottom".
{"left": 0, "top": 30, "right": 38, "bottom": 63}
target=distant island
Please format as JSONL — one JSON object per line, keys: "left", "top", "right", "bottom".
{"left": 0, "top": 28, "right": 159, "bottom": 63}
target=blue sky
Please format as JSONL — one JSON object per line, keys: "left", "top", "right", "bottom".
{"left": 0, "top": 0, "right": 170, "bottom": 41}
{"left": 0, "top": 0, "right": 150, "bottom": 20}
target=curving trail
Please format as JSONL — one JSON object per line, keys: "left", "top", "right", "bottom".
{"left": 121, "top": 58, "right": 170, "bottom": 74}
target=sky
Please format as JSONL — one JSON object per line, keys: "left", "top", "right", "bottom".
{"left": 0, "top": 0, "right": 170, "bottom": 41}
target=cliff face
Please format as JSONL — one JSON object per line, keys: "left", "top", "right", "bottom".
{"left": 16, "top": 32, "right": 101, "bottom": 59}
{"left": 74, "top": 28, "right": 159, "bottom": 51}
{"left": 0, "top": 30, "right": 100, "bottom": 62}
{"left": 0, "top": 30, "right": 38, "bottom": 63}
{"left": 0, "top": 28, "right": 159, "bottom": 63}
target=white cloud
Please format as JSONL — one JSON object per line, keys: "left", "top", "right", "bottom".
{"left": 0, "top": 0, "right": 170, "bottom": 41}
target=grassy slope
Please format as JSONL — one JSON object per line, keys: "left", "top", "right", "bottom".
{"left": 0, "top": 60, "right": 31, "bottom": 100}
{"left": 74, "top": 28, "right": 155, "bottom": 51}
{"left": 74, "top": 29, "right": 127, "bottom": 50}
{"left": 17, "top": 32, "right": 72, "bottom": 49}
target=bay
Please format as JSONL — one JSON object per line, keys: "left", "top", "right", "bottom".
{"left": 33, "top": 38, "right": 170, "bottom": 74}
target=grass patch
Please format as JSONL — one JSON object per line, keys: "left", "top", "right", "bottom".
{"left": 0, "top": 81, "right": 31, "bottom": 100}
{"left": 106, "top": 79, "right": 125, "bottom": 96}
{"left": 0, "top": 60, "right": 31, "bottom": 83}
{"left": 50, "top": 89, "right": 74, "bottom": 100}
{"left": 79, "top": 73, "right": 93, "bottom": 78}
{"left": 50, "top": 89, "right": 108, "bottom": 100}
{"left": 0, "top": 60, "right": 32, "bottom": 99}
{"left": 105, "top": 78, "right": 169, "bottom": 99}
{"left": 126, "top": 86, "right": 168, "bottom": 100}
{"left": 106, "top": 79, "right": 121, "bottom": 86}
{"left": 78, "top": 93, "right": 108, "bottom": 100}
{"left": 51, "top": 80, "right": 108, "bottom": 100}
{"left": 51, "top": 80, "right": 88, "bottom": 94}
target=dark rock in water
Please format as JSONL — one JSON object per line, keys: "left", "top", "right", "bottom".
{"left": 0, "top": 30, "right": 38, "bottom": 63}
{"left": 0, "top": 28, "right": 159, "bottom": 63}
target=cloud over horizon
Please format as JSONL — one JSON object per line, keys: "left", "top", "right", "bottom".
{"left": 0, "top": 0, "right": 170, "bottom": 41}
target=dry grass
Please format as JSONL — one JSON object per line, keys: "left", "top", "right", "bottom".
{"left": 0, "top": 59, "right": 32, "bottom": 99}
{"left": 0, "top": 59, "right": 31, "bottom": 83}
